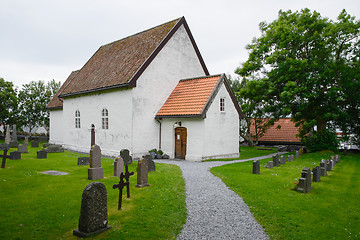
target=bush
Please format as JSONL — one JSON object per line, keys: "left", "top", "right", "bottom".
{"left": 302, "top": 130, "right": 339, "bottom": 152}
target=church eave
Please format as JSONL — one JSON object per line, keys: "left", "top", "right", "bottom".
{"left": 59, "top": 82, "right": 132, "bottom": 98}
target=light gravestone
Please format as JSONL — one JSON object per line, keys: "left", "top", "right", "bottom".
{"left": 114, "top": 157, "right": 124, "bottom": 177}
{"left": 272, "top": 154, "right": 279, "bottom": 167}
{"left": 88, "top": 145, "right": 103, "bottom": 180}
{"left": 265, "top": 161, "right": 273, "bottom": 169}
{"left": 4, "top": 125, "right": 11, "bottom": 145}
{"left": 336, "top": 155, "right": 341, "bottom": 163}
{"left": 326, "top": 160, "right": 332, "bottom": 171}
{"left": 280, "top": 155, "right": 286, "bottom": 164}
{"left": 18, "top": 140, "right": 28, "bottom": 153}
{"left": 146, "top": 155, "right": 156, "bottom": 172}
{"left": 298, "top": 167, "right": 312, "bottom": 193}
{"left": 136, "top": 157, "right": 150, "bottom": 188}
{"left": 120, "top": 149, "right": 132, "bottom": 165}
{"left": 23, "top": 137, "right": 29, "bottom": 145}
{"left": 37, "top": 150, "right": 47, "bottom": 159}
{"left": 9, "top": 125, "right": 19, "bottom": 148}
{"left": 45, "top": 145, "right": 64, "bottom": 153}
{"left": 312, "top": 166, "right": 321, "bottom": 182}
{"left": 10, "top": 151, "right": 21, "bottom": 160}
{"left": 320, "top": 160, "right": 327, "bottom": 176}
{"left": 288, "top": 155, "right": 294, "bottom": 162}
{"left": 296, "top": 151, "right": 299, "bottom": 158}
{"left": 73, "top": 182, "right": 111, "bottom": 237}
{"left": 252, "top": 160, "right": 260, "bottom": 174}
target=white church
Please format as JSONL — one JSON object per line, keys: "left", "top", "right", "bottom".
{"left": 47, "top": 17, "right": 242, "bottom": 161}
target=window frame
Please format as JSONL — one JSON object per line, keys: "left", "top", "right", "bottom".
{"left": 75, "top": 110, "right": 81, "bottom": 128}
{"left": 101, "top": 108, "right": 109, "bottom": 130}
{"left": 220, "top": 98, "right": 225, "bottom": 112}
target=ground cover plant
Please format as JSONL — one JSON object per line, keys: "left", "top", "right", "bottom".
{"left": 0, "top": 142, "right": 186, "bottom": 239}
{"left": 204, "top": 146, "right": 278, "bottom": 162}
{"left": 211, "top": 151, "right": 360, "bottom": 239}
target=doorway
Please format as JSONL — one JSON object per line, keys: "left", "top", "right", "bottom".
{"left": 175, "top": 127, "right": 187, "bottom": 159}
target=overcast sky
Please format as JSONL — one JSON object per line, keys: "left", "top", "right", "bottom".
{"left": 1, "top": 0, "right": 359, "bottom": 88}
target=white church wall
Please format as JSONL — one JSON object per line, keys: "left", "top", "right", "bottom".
{"left": 49, "top": 110, "right": 63, "bottom": 144}
{"left": 203, "top": 83, "right": 240, "bottom": 159}
{"left": 61, "top": 88, "right": 133, "bottom": 156}
{"left": 131, "top": 23, "right": 207, "bottom": 158}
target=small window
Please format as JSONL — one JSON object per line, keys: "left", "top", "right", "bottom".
{"left": 220, "top": 98, "right": 225, "bottom": 112}
{"left": 102, "top": 108, "right": 109, "bottom": 129}
{"left": 75, "top": 110, "right": 81, "bottom": 128}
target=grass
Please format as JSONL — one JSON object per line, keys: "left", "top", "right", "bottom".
{"left": 211, "top": 151, "right": 360, "bottom": 239}
{"left": 0, "top": 142, "right": 186, "bottom": 239}
{"left": 204, "top": 146, "right": 278, "bottom": 162}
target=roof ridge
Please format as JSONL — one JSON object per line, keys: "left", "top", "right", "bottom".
{"left": 179, "top": 74, "right": 223, "bottom": 82}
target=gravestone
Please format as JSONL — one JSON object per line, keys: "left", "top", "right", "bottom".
{"left": 23, "top": 137, "right": 29, "bottom": 145}
{"left": 73, "top": 182, "right": 111, "bottom": 237}
{"left": 37, "top": 150, "right": 47, "bottom": 159}
{"left": 320, "top": 160, "right": 327, "bottom": 176}
{"left": 296, "top": 151, "right": 299, "bottom": 158}
{"left": 0, "top": 143, "right": 9, "bottom": 151}
{"left": 78, "top": 157, "right": 90, "bottom": 165}
{"left": 288, "top": 155, "right": 294, "bottom": 162}
{"left": 9, "top": 125, "right": 19, "bottom": 148}
{"left": 265, "top": 161, "right": 273, "bottom": 168}
{"left": 114, "top": 157, "right": 124, "bottom": 177}
{"left": 272, "top": 154, "right": 279, "bottom": 167}
{"left": 297, "top": 167, "right": 312, "bottom": 193}
{"left": 1, "top": 149, "right": 11, "bottom": 168}
{"left": 331, "top": 155, "right": 335, "bottom": 161}
{"left": 45, "top": 145, "right": 64, "bottom": 153}
{"left": 18, "top": 142, "right": 28, "bottom": 153}
{"left": 4, "top": 125, "right": 11, "bottom": 144}
{"left": 335, "top": 155, "right": 341, "bottom": 163}
{"left": 120, "top": 149, "right": 132, "bottom": 165}
{"left": 43, "top": 143, "right": 51, "bottom": 148}
{"left": 280, "top": 155, "right": 286, "bottom": 164}
{"left": 312, "top": 166, "right": 321, "bottom": 182}
{"left": 31, "top": 141, "right": 39, "bottom": 148}
{"left": 10, "top": 151, "right": 21, "bottom": 160}
{"left": 88, "top": 145, "right": 103, "bottom": 180}
{"left": 326, "top": 160, "right": 331, "bottom": 171}
{"left": 112, "top": 164, "right": 134, "bottom": 210}
{"left": 252, "top": 160, "right": 260, "bottom": 174}
{"left": 136, "top": 157, "right": 150, "bottom": 188}
{"left": 91, "top": 124, "right": 95, "bottom": 147}
{"left": 146, "top": 155, "right": 156, "bottom": 172}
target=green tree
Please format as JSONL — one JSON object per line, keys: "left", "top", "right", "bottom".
{"left": 18, "top": 80, "right": 61, "bottom": 135}
{"left": 236, "top": 9, "right": 360, "bottom": 150}
{"left": 0, "top": 78, "right": 18, "bottom": 132}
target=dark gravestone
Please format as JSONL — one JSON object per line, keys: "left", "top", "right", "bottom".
{"left": 273, "top": 154, "right": 279, "bottom": 167}
{"left": 91, "top": 124, "right": 95, "bottom": 147}
{"left": 298, "top": 167, "right": 312, "bottom": 193}
{"left": 10, "top": 151, "right": 21, "bottom": 160}
{"left": 120, "top": 149, "right": 132, "bottom": 165}
{"left": 0, "top": 143, "right": 9, "bottom": 151}
{"left": 280, "top": 155, "right": 286, "bottom": 164}
{"left": 114, "top": 157, "right": 124, "bottom": 177}
{"left": 312, "top": 166, "right": 321, "bottom": 182}
{"left": 73, "top": 182, "right": 111, "bottom": 237}
{"left": 9, "top": 141, "right": 19, "bottom": 148}
{"left": 1, "top": 149, "right": 11, "bottom": 168}
{"left": 320, "top": 160, "right": 327, "bottom": 176}
{"left": 146, "top": 155, "right": 156, "bottom": 172}
{"left": 252, "top": 160, "right": 260, "bottom": 174}
{"left": 31, "top": 141, "right": 39, "bottom": 148}
{"left": 136, "top": 157, "right": 150, "bottom": 188}
{"left": 88, "top": 145, "right": 103, "bottom": 180}
{"left": 112, "top": 164, "right": 134, "bottom": 210}
{"left": 326, "top": 160, "right": 332, "bottom": 171}
{"left": 37, "top": 150, "right": 47, "bottom": 159}
{"left": 265, "top": 161, "right": 273, "bottom": 168}
{"left": 78, "top": 157, "right": 90, "bottom": 165}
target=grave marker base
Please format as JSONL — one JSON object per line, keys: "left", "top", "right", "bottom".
{"left": 73, "top": 226, "right": 111, "bottom": 238}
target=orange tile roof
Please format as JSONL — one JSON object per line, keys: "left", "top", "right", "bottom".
{"left": 250, "top": 118, "right": 301, "bottom": 143}
{"left": 156, "top": 75, "right": 222, "bottom": 117}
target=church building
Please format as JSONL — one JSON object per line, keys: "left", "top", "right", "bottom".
{"left": 47, "top": 17, "right": 242, "bottom": 161}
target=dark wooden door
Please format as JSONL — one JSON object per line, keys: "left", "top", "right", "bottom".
{"left": 175, "top": 127, "right": 187, "bottom": 159}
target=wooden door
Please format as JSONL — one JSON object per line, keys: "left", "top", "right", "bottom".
{"left": 175, "top": 127, "right": 187, "bottom": 159}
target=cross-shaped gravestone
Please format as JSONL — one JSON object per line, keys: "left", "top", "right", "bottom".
{"left": 1, "top": 149, "right": 11, "bottom": 168}
{"left": 120, "top": 149, "right": 132, "bottom": 165}
{"left": 112, "top": 164, "right": 134, "bottom": 210}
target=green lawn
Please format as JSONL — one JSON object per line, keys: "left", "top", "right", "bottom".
{"left": 0, "top": 143, "right": 186, "bottom": 239}
{"left": 211, "top": 151, "right": 360, "bottom": 239}
{"left": 204, "top": 146, "right": 278, "bottom": 162}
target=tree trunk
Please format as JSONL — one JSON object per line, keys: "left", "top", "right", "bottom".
{"left": 316, "top": 119, "right": 327, "bottom": 132}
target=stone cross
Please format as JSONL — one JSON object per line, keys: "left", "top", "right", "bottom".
{"left": 120, "top": 149, "right": 132, "bottom": 165}
{"left": 265, "top": 161, "right": 273, "bottom": 168}
{"left": 252, "top": 160, "right": 260, "bottom": 174}
{"left": 312, "top": 166, "right": 321, "bottom": 182}
{"left": 1, "top": 149, "right": 11, "bottom": 168}
{"left": 4, "top": 125, "right": 11, "bottom": 145}
{"left": 136, "top": 157, "right": 150, "bottom": 188}
{"left": 73, "top": 182, "right": 111, "bottom": 237}
{"left": 90, "top": 124, "right": 95, "bottom": 147}
{"left": 272, "top": 154, "right": 279, "bottom": 167}
{"left": 297, "top": 167, "right": 312, "bottom": 193}
{"left": 88, "top": 144, "right": 103, "bottom": 180}
{"left": 112, "top": 165, "right": 134, "bottom": 210}
{"left": 114, "top": 157, "right": 124, "bottom": 177}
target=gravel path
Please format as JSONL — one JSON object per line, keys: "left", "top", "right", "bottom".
{"left": 155, "top": 153, "right": 283, "bottom": 240}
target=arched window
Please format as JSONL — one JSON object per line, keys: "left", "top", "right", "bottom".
{"left": 75, "top": 110, "right": 81, "bottom": 128}
{"left": 102, "top": 108, "right": 109, "bottom": 129}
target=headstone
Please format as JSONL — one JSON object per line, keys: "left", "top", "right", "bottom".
{"left": 1, "top": 149, "right": 11, "bottom": 168}
{"left": 114, "top": 157, "right": 124, "bottom": 177}
{"left": 296, "top": 151, "right": 299, "bottom": 158}
{"left": 136, "top": 157, "right": 150, "bottom": 188}
{"left": 31, "top": 141, "right": 39, "bottom": 148}
{"left": 78, "top": 157, "right": 90, "bottom": 165}
{"left": 320, "top": 160, "right": 327, "bottom": 176}
{"left": 43, "top": 143, "right": 51, "bottom": 148}
{"left": 112, "top": 164, "right": 134, "bottom": 210}
{"left": 146, "top": 155, "right": 156, "bottom": 172}
{"left": 45, "top": 145, "right": 64, "bottom": 153}
{"left": 0, "top": 143, "right": 9, "bottom": 151}
{"left": 23, "top": 137, "right": 29, "bottom": 145}
{"left": 280, "top": 155, "right": 286, "bottom": 164}
{"left": 4, "top": 125, "right": 11, "bottom": 144}
{"left": 326, "top": 160, "right": 332, "bottom": 171}
{"left": 18, "top": 143, "right": 28, "bottom": 153}
{"left": 252, "top": 160, "right": 260, "bottom": 174}
{"left": 10, "top": 151, "right": 21, "bottom": 160}
{"left": 272, "top": 154, "right": 279, "bottom": 167}
{"left": 312, "top": 166, "right": 321, "bottom": 182}
{"left": 9, "top": 125, "right": 19, "bottom": 148}
{"left": 88, "top": 145, "right": 103, "bottom": 180}
{"left": 90, "top": 124, "right": 95, "bottom": 147}
{"left": 331, "top": 155, "right": 335, "bottom": 161}
{"left": 297, "top": 167, "right": 312, "bottom": 193}
{"left": 73, "top": 182, "right": 111, "bottom": 237}
{"left": 9, "top": 140, "right": 19, "bottom": 148}
{"left": 335, "top": 155, "right": 341, "bottom": 163}
{"left": 265, "top": 161, "right": 273, "bottom": 168}
{"left": 120, "top": 149, "right": 132, "bottom": 165}
{"left": 288, "top": 155, "right": 294, "bottom": 162}
{"left": 37, "top": 150, "right": 47, "bottom": 159}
